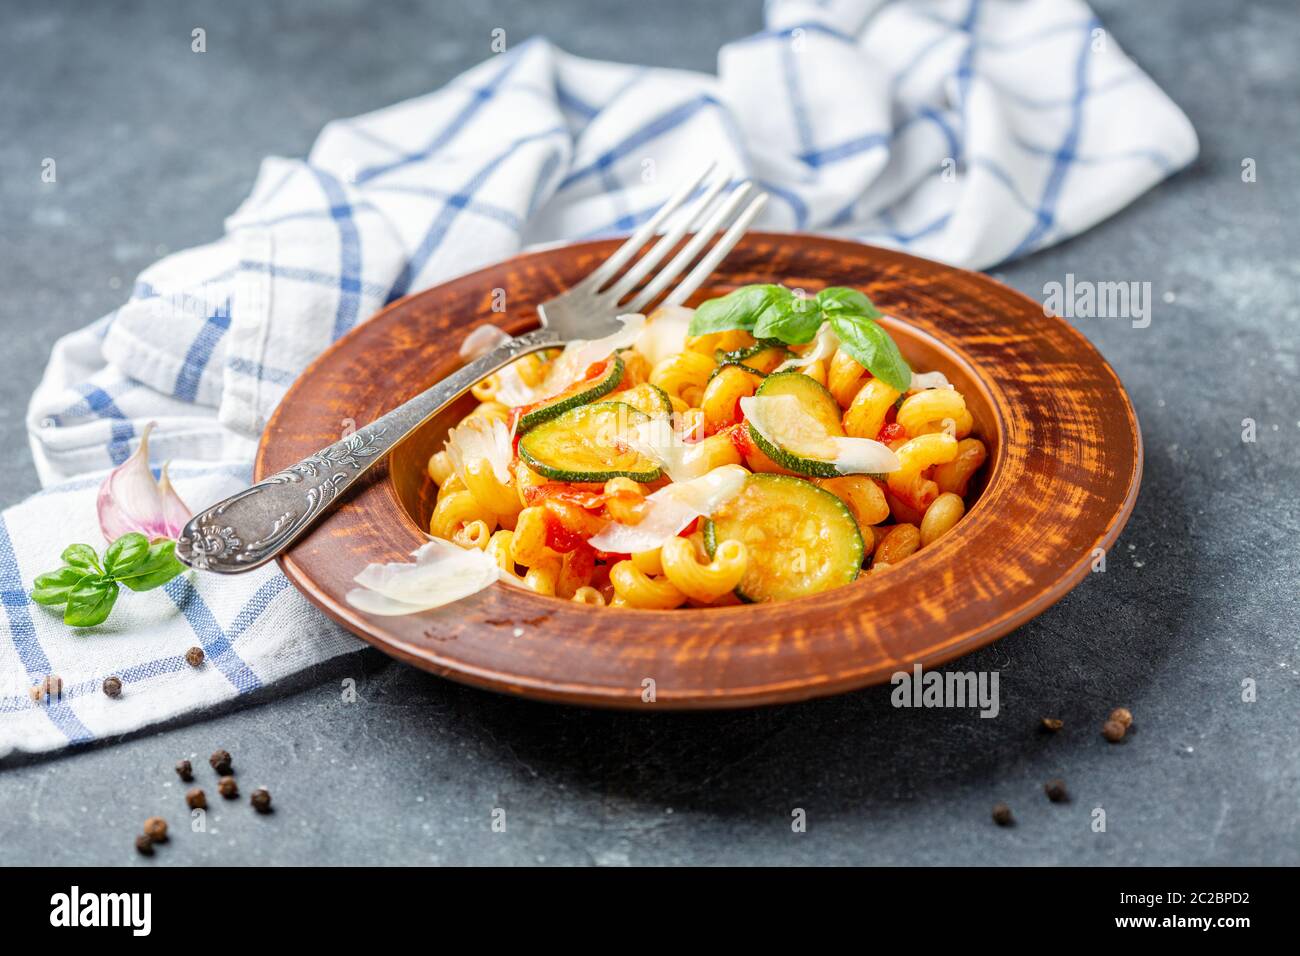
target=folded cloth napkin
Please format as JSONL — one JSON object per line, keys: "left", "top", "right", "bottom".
{"left": 3, "top": 0, "right": 1197, "bottom": 756}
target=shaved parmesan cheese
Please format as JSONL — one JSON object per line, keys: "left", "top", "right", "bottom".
{"left": 909, "top": 370, "right": 953, "bottom": 391}
{"left": 633, "top": 305, "right": 692, "bottom": 368}
{"left": 459, "top": 324, "right": 512, "bottom": 361}
{"left": 549, "top": 313, "right": 644, "bottom": 389}
{"left": 346, "top": 539, "right": 502, "bottom": 616}
{"left": 656, "top": 463, "right": 748, "bottom": 513}
{"left": 774, "top": 321, "right": 839, "bottom": 373}
{"left": 740, "top": 395, "right": 900, "bottom": 474}
{"left": 444, "top": 415, "right": 513, "bottom": 485}
{"left": 344, "top": 588, "right": 438, "bottom": 617}
{"left": 588, "top": 464, "right": 748, "bottom": 553}
{"left": 492, "top": 361, "right": 538, "bottom": 407}
{"left": 623, "top": 418, "right": 720, "bottom": 481}
{"left": 829, "top": 437, "right": 902, "bottom": 474}
{"left": 496, "top": 314, "right": 645, "bottom": 406}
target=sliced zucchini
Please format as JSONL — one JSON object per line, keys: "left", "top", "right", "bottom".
{"left": 516, "top": 355, "right": 624, "bottom": 432}
{"left": 704, "top": 474, "right": 863, "bottom": 602}
{"left": 518, "top": 402, "right": 661, "bottom": 483}
{"left": 715, "top": 338, "right": 778, "bottom": 363}
{"left": 707, "top": 361, "right": 769, "bottom": 384}
{"left": 595, "top": 382, "right": 672, "bottom": 419}
{"left": 715, "top": 339, "right": 790, "bottom": 374}
{"left": 745, "top": 372, "right": 846, "bottom": 478}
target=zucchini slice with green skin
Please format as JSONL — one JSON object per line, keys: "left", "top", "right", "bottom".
{"left": 744, "top": 372, "right": 846, "bottom": 478}
{"left": 515, "top": 355, "right": 624, "bottom": 432}
{"left": 594, "top": 382, "right": 673, "bottom": 419}
{"left": 518, "top": 402, "right": 661, "bottom": 483}
{"left": 704, "top": 474, "right": 864, "bottom": 602}
{"left": 714, "top": 339, "right": 790, "bottom": 374}
{"left": 707, "top": 361, "right": 769, "bottom": 384}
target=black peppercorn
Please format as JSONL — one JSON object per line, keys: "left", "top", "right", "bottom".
{"left": 143, "top": 817, "right": 168, "bottom": 842}
{"left": 992, "top": 803, "right": 1014, "bottom": 826}
{"left": 175, "top": 759, "right": 193, "bottom": 781}
{"left": 1102, "top": 719, "right": 1126, "bottom": 743}
{"left": 185, "top": 646, "right": 205, "bottom": 667}
{"left": 209, "top": 749, "right": 232, "bottom": 774}
{"left": 103, "top": 676, "right": 123, "bottom": 698}
{"left": 135, "top": 834, "right": 154, "bottom": 856}
{"left": 1044, "top": 779, "right": 1069, "bottom": 803}
{"left": 250, "top": 787, "right": 272, "bottom": 814}
{"left": 218, "top": 775, "right": 239, "bottom": 799}
{"left": 186, "top": 787, "right": 206, "bottom": 810}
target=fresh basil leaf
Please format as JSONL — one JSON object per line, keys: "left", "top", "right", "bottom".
{"left": 754, "top": 286, "right": 798, "bottom": 332}
{"left": 754, "top": 310, "right": 824, "bottom": 345}
{"left": 61, "top": 544, "right": 102, "bottom": 573}
{"left": 116, "top": 539, "right": 186, "bottom": 592}
{"left": 31, "top": 567, "right": 98, "bottom": 606}
{"left": 753, "top": 295, "right": 824, "bottom": 344}
{"left": 688, "top": 284, "right": 791, "bottom": 336}
{"left": 817, "top": 287, "right": 881, "bottom": 318}
{"left": 103, "top": 532, "right": 150, "bottom": 577}
{"left": 64, "top": 579, "right": 119, "bottom": 628}
{"left": 827, "top": 313, "right": 912, "bottom": 392}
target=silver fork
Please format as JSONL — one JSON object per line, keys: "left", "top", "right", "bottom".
{"left": 176, "top": 163, "right": 769, "bottom": 573}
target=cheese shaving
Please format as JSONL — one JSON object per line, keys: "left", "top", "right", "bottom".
{"left": 587, "top": 465, "right": 748, "bottom": 553}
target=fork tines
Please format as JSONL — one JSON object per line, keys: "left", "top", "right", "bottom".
{"left": 574, "top": 162, "right": 769, "bottom": 316}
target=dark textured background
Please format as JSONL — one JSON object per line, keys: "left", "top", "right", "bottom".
{"left": 1, "top": 0, "right": 1297, "bottom": 865}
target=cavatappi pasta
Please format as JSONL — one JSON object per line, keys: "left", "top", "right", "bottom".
{"left": 423, "top": 295, "right": 987, "bottom": 609}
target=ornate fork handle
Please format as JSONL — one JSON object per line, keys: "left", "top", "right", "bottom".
{"left": 176, "top": 328, "right": 561, "bottom": 574}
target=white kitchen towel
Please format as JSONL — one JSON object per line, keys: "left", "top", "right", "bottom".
{"left": 5, "top": 0, "right": 1196, "bottom": 755}
{"left": 0, "top": 464, "right": 362, "bottom": 755}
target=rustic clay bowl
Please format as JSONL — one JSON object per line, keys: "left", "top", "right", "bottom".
{"left": 259, "top": 233, "right": 1141, "bottom": 708}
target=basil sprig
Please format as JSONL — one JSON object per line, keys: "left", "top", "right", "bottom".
{"left": 689, "top": 284, "right": 912, "bottom": 391}
{"left": 30, "top": 533, "right": 186, "bottom": 628}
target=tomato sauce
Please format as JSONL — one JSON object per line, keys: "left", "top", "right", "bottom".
{"left": 877, "top": 422, "right": 906, "bottom": 444}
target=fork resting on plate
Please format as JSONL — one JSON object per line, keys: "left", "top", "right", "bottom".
{"left": 176, "top": 163, "right": 769, "bottom": 573}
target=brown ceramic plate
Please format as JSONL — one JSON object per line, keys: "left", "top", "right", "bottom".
{"left": 259, "top": 233, "right": 1141, "bottom": 709}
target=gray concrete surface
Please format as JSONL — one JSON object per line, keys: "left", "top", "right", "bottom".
{"left": 1, "top": 0, "right": 1297, "bottom": 865}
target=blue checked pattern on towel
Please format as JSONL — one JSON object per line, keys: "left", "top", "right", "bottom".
{"left": 4, "top": 0, "right": 1197, "bottom": 756}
